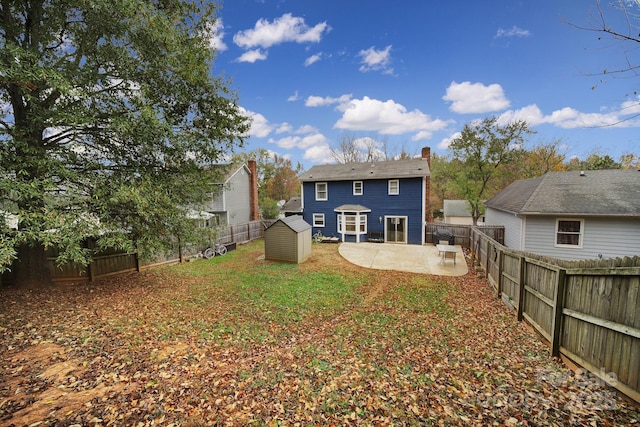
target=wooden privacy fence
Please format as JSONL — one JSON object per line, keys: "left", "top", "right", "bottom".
{"left": 1, "top": 240, "right": 139, "bottom": 285}
{"left": 425, "top": 222, "right": 504, "bottom": 248}
{"left": 2, "top": 220, "right": 273, "bottom": 284}
{"left": 470, "top": 226, "right": 640, "bottom": 403}
{"left": 139, "top": 219, "right": 274, "bottom": 269}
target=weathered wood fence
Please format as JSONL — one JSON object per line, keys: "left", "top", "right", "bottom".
{"left": 470, "top": 226, "right": 640, "bottom": 403}
{"left": 2, "top": 220, "right": 273, "bottom": 284}
{"left": 425, "top": 222, "right": 505, "bottom": 247}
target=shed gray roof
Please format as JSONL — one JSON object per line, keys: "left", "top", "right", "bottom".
{"left": 485, "top": 169, "right": 640, "bottom": 216}
{"left": 268, "top": 215, "right": 311, "bottom": 233}
{"left": 299, "top": 158, "right": 430, "bottom": 182}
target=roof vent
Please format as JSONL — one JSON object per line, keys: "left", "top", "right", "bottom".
{"left": 580, "top": 171, "right": 585, "bottom": 177}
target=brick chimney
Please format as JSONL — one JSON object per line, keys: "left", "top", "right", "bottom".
{"left": 248, "top": 160, "right": 260, "bottom": 221}
{"left": 422, "top": 147, "right": 431, "bottom": 222}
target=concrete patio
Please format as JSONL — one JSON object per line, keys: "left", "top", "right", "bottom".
{"left": 338, "top": 242, "right": 468, "bottom": 276}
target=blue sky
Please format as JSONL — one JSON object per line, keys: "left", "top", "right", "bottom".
{"left": 209, "top": 0, "right": 639, "bottom": 169}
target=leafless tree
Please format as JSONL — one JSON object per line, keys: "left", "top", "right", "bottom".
{"left": 570, "top": 1, "right": 640, "bottom": 123}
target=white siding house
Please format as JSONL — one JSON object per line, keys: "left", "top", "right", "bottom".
{"left": 485, "top": 170, "right": 640, "bottom": 261}
{"left": 204, "top": 162, "right": 259, "bottom": 226}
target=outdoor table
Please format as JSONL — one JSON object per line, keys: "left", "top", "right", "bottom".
{"left": 436, "top": 244, "right": 457, "bottom": 264}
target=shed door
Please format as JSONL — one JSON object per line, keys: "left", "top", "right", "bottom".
{"left": 385, "top": 216, "right": 407, "bottom": 243}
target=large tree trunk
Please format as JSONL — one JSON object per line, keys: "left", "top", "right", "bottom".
{"left": 13, "top": 243, "right": 53, "bottom": 288}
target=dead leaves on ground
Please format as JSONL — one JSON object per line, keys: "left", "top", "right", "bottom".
{"left": 1, "top": 242, "right": 638, "bottom": 426}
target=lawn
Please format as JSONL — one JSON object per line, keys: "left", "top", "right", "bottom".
{"left": 1, "top": 240, "right": 638, "bottom": 426}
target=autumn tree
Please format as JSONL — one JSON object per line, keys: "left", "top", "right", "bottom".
{"left": 566, "top": 153, "right": 622, "bottom": 171}
{"left": 428, "top": 154, "right": 463, "bottom": 219}
{"left": 0, "top": 0, "right": 249, "bottom": 287}
{"left": 449, "top": 117, "right": 533, "bottom": 225}
{"left": 508, "top": 140, "right": 567, "bottom": 181}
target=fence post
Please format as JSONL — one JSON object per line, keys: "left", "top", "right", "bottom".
{"left": 485, "top": 237, "right": 490, "bottom": 273}
{"left": 517, "top": 256, "right": 526, "bottom": 321}
{"left": 551, "top": 268, "right": 567, "bottom": 357}
{"left": 497, "top": 248, "right": 503, "bottom": 299}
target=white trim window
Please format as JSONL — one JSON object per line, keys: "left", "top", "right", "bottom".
{"left": 353, "top": 181, "right": 363, "bottom": 195}
{"left": 388, "top": 179, "right": 399, "bottom": 195}
{"left": 313, "top": 213, "right": 325, "bottom": 227}
{"left": 337, "top": 214, "right": 367, "bottom": 234}
{"left": 555, "top": 219, "right": 583, "bottom": 248}
{"left": 315, "top": 182, "right": 328, "bottom": 201}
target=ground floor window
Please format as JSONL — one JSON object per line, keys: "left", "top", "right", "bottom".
{"left": 337, "top": 213, "right": 367, "bottom": 234}
{"left": 556, "top": 219, "right": 583, "bottom": 247}
{"left": 313, "top": 213, "right": 325, "bottom": 227}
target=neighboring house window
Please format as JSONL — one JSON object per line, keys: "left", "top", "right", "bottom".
{"left": 313, "top": 213, "right": 325, "bottom": 227}
{"left": 337, "top": 214, "right": 367, "bottom": 234}
{"left": 388, "top": 179, "right": 399, "bottom": 195}
{"left": 315, "top": 182, "right": 328, "bottom": 201}
{"left": 353, "top": 181, "right": 363, "bottom": 195}
{"left": 556, "top": 219, "right": 583, "bottom": 247}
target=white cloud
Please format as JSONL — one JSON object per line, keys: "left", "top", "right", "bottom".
{"left": 358, "top": 45, "right": 393, "bottom": 74}
{"left": 334, "top": 96, "right": 451, "bottom": 138}
{"left": 207, "top": 19, "right": 227, "bottom": 52}
{"left": 304, "top": 53, "right": 322, "bottom": 66}
{"left": 276, "top": 123, "right": 293, "bottom": 134}
{"left": 241, "top": 108, "right": 273, "bottom": 138}
{"left": 287, "top": 91, "right": 300, "bottom": 102}
{"left": 272, "top": 133, "right": 327, "bottom": 150}
{"left": 443, "top": 81, "right": 510, "bottom": 114}
{"left": 295, "top": 124, "right": 319, "bottom": 134}
{"left": 303, "top": 143, "right": 333, "bottom": 164}
{"left": 438, "top": 132, "right": 461, "bottom": 150}
{"left": 497, "top": 99, "right": 640, "bottom": 129}
{"left": 233, "top": 14, "right": 330, "bottom": 49}
{"left": 305, "top": 94, "right": 352, "bottom": 107}
{"left": 495, "top": 26, "right": 531, "bottom": 38}
{"left": 236, "top": 49, "right": 268, "bottom": 63}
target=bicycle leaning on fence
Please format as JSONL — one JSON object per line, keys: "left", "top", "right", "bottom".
{"left": 202, "top": 242, "right": 227, "bottom": 259}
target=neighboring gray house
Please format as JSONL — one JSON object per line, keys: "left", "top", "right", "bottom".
{"left": 443, "top": 200, "right": 484, "bottom": 225}
{"left": 204, "top": 161, "right": 259, "bottom": 226}
{"left": 485, "top": 169, "right": 640, "bottom": 261}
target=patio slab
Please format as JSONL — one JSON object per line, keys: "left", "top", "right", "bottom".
{"left": 338, "top": 242, "right": 468, "bottom": 276}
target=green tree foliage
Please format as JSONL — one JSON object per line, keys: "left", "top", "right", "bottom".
{"left": 566, "top": 153, "right": 622, "bottom": 171}
{"left": 0, "top": 0, "right": 249, "bottom": 287}
{"left": 428, "top": 153, "right": 461, "bottom": 219}
{"left": 449, "top": 117, "right": 533, "bottom": 224}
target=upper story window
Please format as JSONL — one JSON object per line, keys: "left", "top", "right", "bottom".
{"left": 315, "top": 182, "right": 328, "bottom": 201}
{"left": 556, "top": 219, "right": 583, "bottom": 248}
{"left": 388, "top": 179, "right": 399, "bottom": 195}
{"left": 353, "top": 181, "right": 363, "bottom": 195}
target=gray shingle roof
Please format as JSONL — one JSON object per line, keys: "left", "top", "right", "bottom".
{"left": 268, "top": 215, "right": 311, "bottom": 233}
{"left": 485, "top": 169, "right": 640, "bottom": 216}
{"left": 299, "top": 159, "right": 430, "bottom": 182}
{"left": 280, "top": 197, "right": 302, "bottom": 213}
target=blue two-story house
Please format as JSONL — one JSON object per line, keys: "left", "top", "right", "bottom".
{"left": 299, "top": 149, "right": 431, "bottom": 245}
